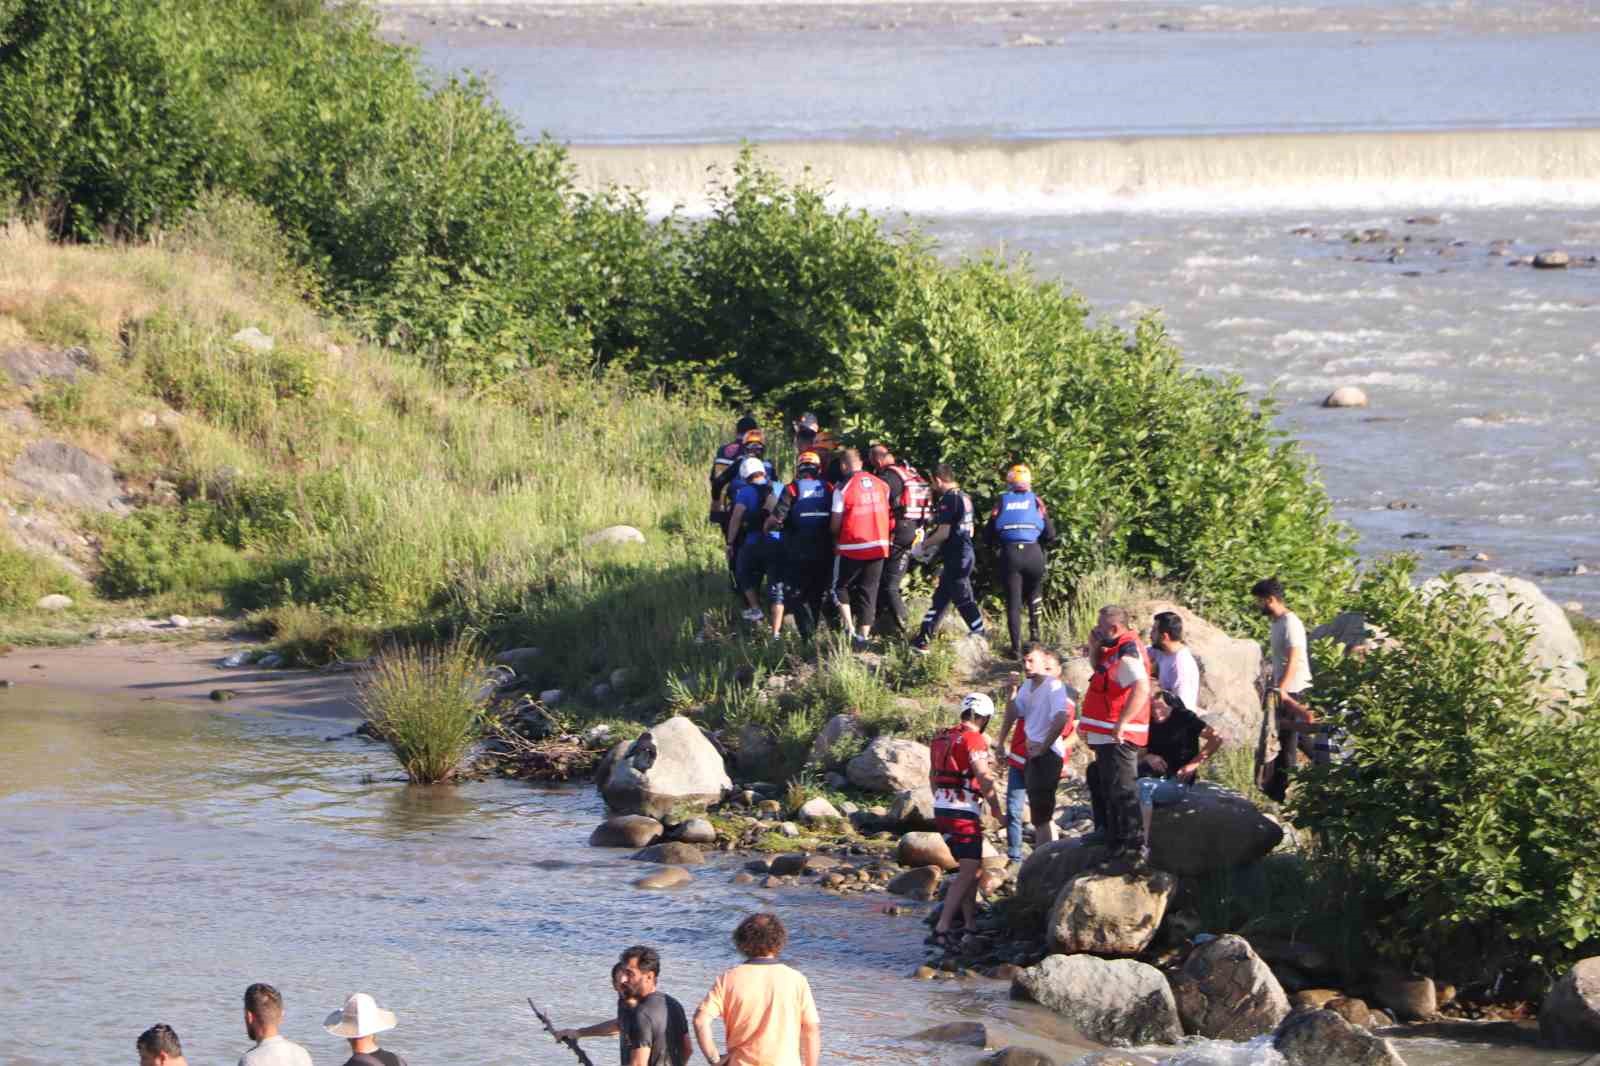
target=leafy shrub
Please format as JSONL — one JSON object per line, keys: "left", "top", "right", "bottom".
{"left": 0, "top": 530, "right": 79, "bottom": 612}
{"left": 95, "top": 504, "right": 260, "bottom": 601}
{"left": 357, "top": 636, "right": 490, "bottom": 783}
{"left": 1289, "top": 558, "right": 1600, "bottom": 979}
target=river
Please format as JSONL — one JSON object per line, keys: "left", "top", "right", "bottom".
{"left": 0, "top": 687, "right": 1585, "bottom": 1065}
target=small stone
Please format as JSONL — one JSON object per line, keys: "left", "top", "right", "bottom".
{"left": 168, "top": 614, "right": 191, "bottom": 628}
{"left": 669, "top": 817, "right": 716, "bottom": 845}
{"left": 138, "top": 412, "right": 159, "bottom": 428}
{"left": 633, "top": 866, "right": 692, "bottom": 890}
{"left": 909, "top": 1021, "right": 988, "bottom": 1046}
{"left": 761, "top": 875, "right": 784, "bottom": 889}
{"left": 886, "top": 865, "right": 943, "bottom": 900}
{"left": 913, "top": 965, "right": 938, "bottom": 980}
{"left": 0, "top": 680, "right": 14, "bottom": 689}
{"left": 539, "top": 688, "right": 564, "bottom": 706}
{"left": 209, "top": 689, "right": 237, "bottom": 701}
{"left": 768, "top": 853, "right": 808, "bottom": 876}
{"left": 1533, "top": 250, "right": 1571, "bottom": 269}
{"left": 1472, "top": 552, "right": 1491, "bottom": 562}
{"left": 34, "top": 594, "right": 72, "bottom": 611}
{"left": 1323, "top": 386, "right": 1369, "bottom": 409}
{"left": 797, "top": 796, "right": 842, "bottom": 823}
{"left": 230, "top": 327, "right": 275, "bottom": 352}
{"left": 779, "top": 821, "right": 801, "bottom": 838}
{"left": 745, "top": 858, "right": 773, "bottom": 874}
{"left": 631, "top": 842, "right": 705, "bottom": 865}
{"left": 581, "top": 525, "right": 646, "bottom": 548}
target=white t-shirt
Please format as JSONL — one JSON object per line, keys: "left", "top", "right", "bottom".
{"left": 239, "top": 1036, "right": 313, "bottom": 1066}
{"left": 1086, "top": 652, "right": 1149, "bottom": 745}
{"left": 1270, "top": 611, "right": 1313, "bottom": 693}
{"left": 1151, "top": 644, "right": 1200, "bottom": 710}
{"left": 1017, "top": 676, "right": 1072, "bottom": 758}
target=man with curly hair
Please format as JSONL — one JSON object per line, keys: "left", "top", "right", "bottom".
{"left": 693, "top": 913, "right": 820, "bottom": 1066}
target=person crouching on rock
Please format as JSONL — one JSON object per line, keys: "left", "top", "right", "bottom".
{"left": 926, "top": 692, "right": 1004, "bottom": 949}
{"left": 1136, "top": 689, "right": 1222, "bottom": 854}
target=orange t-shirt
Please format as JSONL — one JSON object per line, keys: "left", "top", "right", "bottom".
{"left": 698, "top": 960, "right": 819, "bottom": 1066}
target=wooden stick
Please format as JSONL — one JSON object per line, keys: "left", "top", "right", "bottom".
{"left": 528, "top": 998, "right": 598, "bottom": 1066}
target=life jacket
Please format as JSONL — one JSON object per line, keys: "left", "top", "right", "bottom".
{"left": 835, "top": 472, "right": 891, "bottom": 560}
{"left": 1079, "top": 631, "right": 1153, "bottom": 745}
{"left": 740, "top": 482, "right": 777, "bottom": 539}
{"left": 712, "top": 440, "right": 745, "bottom": 509}
{"left": 994, "top": 490, "right": 1047, "bottom": 544}
{"left": 782, "top": 477, "right": 832, "bottom": 534}
{"left": 930, "top": 725, "right": 985, "bottom": 815}
{"left": 887, "top": 462, "right": 932, "bottom": 525}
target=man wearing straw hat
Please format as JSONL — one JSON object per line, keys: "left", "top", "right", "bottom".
{"left": 324, "top": 993, "right": 408, "bottom": 1066}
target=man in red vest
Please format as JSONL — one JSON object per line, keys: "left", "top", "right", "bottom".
{"left": 1078, "top": 604, "right": 1153, "bottom": 862}
{"left": 828, "top": 448, "right": 892, "bottom": 650}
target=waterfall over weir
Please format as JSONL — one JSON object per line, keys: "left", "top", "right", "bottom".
{"left": 568, "top": 128, "right": 1600, "bottom": 215}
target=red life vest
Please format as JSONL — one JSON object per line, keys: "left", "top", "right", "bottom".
{"left": 835, "top": 472, "right": 891, "bottom": 559}
{"left": 1078, "top": 631, "right": 1153, "bottom": 745}
{"left": 930, "top": 726, "right": 987, "bottom": 816}
{"left": 887, "top": 462, "right": 932, "bottom": 524}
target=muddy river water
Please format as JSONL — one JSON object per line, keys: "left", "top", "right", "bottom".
{"left": 0, "top": 689, "right": 1585, "bottom": 1065}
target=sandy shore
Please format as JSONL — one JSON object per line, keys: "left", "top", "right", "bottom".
{"left": 0, "top": 640, "right": 361, "bottom": 719}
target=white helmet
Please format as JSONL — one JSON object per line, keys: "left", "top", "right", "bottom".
{"left": 959, "top": 692, "right": 995, "bottom": 719}
{"left": 738, "top": 457, "right": 767, "bottom": 481}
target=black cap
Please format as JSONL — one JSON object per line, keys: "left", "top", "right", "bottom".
{"left": 795, "top": 412, "right": 820, "bottom": 432}
{"left": 736, "top": 414, "right": 759, "bottom": 435}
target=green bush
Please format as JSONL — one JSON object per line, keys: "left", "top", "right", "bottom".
{"left": 357, "top": 635, "right": 490, "bottom": 783}
{"left": 1289, "top": 558, "right": 1600, "bottom": 979}
{"left": 0, "top": 530, "right": 80, "bottom": 612}
{"left": 95, "top": 503, "right": 261, "bottom": 601}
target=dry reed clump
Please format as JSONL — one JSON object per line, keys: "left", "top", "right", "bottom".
{"left": 355, "top": 635, "right": 490, "bottom": 784}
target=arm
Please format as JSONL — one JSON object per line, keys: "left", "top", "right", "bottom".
{"left": 1177, "top": 725, "right": 1223, "bottom": 783}
{"left": 801, "top": 1018, "right": 821, "bottom": 1066}
{"left": 972, "top": 752, "right": 1004, "bottom": 819}
{"left": 630, "top": 1047, "right": 650, "bottom": 1066}
{"left": 1039, "top": 507, "right": 1058, "bottom": 547}
{"left": 725, "top": 504, "right": 746, "bottom": 555}
{"left": 693, "top": 1003, "right": 722, "bottom": 1066}
{"left": 1114, "top": 675, "right": 1152, "bottom": 745}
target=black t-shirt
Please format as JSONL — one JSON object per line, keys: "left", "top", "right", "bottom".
{"left": 931, "top": 491, "right": 975, "bottom": 563}
{"left": 621, "top": 992, "right": 689, "bottom": 1066}
{"left": 1144, "top": 706, "right": 1207, "bottom": 776}
{"left": 343, "top": 1051, "right": 407, "bottom": 1066}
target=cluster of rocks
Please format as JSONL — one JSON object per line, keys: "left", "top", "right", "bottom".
{"left": 1291, "top": 224, "right": 1598, "bottom": 273}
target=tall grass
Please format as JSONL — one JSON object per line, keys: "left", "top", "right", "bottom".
{"left": 356, "top": 636, "right": 489, "bottom": 783}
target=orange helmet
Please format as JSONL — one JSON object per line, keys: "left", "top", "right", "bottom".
{"left": 1006, "top": 463, "right": 1033, "bottom": 488}
{"left": 742, "top": 429, "right": 766, "bottom": 455}
{"left": 797, "top": 450, "right": 822, "bottom": 473}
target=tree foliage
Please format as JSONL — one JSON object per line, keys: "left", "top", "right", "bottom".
{"left": 1290, "top": 558, "right": 1600, "bottom": 977}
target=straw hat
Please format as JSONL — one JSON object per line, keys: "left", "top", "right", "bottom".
{"left": 323, "top": 993, "right": 397, "bottom": 1039}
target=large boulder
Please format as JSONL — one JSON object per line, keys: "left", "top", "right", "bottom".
{"left": 887, "top": 865, "right": 943, "bottom": 900}
{"left": 1421, "top": 571, "right": 1587, "bottom": 694}
{"left": 598, "top": 716, "right": 731, "bottom": 818}
{"left": 1148, "top": 783, "right": 1284, "bottom": 876}
{"left": 1012, "top": 954, "right": 1183, "bottom": 1046}
{"left": 0, "top": 344, "right": 92, "bottom": 386}
{"left": 1541, "top": 957, "right": 1600, "bottom": 1049}
{"left": 1371, "top": 971, "right": 1436, "bottom": 1022}
{"left": 846, "top": 736, "right": 930, "bottom": 794}
{"left": 897, "top": 831, "right": 958, "bottom": 871}
{"left": 1272, "top": 1008, "right": 1406, "bottom": 1066}
{"left": 631, "top": 842, "right": 705, "bottom": 865}
{"left": 1171, "top": 934, "right": 1291, "bottom": 1039}
{"left": 1047, "top": 867, "right": 1176, "bottom": 956}
{"left": 809, "top": 713, "right": 868, "bottom": 768}
{"left": 1129, "top": 599, "right": 1265, "bottom": 747}
{"left": 10, "top": 439, "right": 128, "bottom": 514}
{"left": 1311, "top": 611, "right": 1382, "bottom": 655}
{"left": 888, "top": 787, "right": 937, "bottom": 830}
{"left": 589, "top": 814, "right": 664, "bottom": 848}
{"left": 1015, "top": 839, "right": 1110, "bottom": 913}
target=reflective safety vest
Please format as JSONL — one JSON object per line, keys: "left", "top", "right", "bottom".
{"left": 782, "top": 477, "right": 832, "bottom": 533}
{"left": 835, "top": 472, "right": 891, "bottom": 560}
{"left": 994, "top": 490, "right": 1047, "bottom": 544}
{"left": 1078, "top": 631, "right": 1153, "bottom": 745}
{"left": 887, "top": 462, "right": 933, "bottom": 525}
{"left": 930, "top": 726, "right": 987, "bottom": 816}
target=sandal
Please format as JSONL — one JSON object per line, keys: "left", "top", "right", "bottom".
{"left": 924, "top": 929, "right": 964, "bottom": 950}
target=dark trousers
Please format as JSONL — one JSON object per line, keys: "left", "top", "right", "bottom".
{"left": 1087, "top": 741, "right": 1143, "bottom": 852}
{"left": 783, "top": 546, "right": 831, "bottom": 639}
{"left": 877, "top": 540, "right": 916, "bottom": 635}
{"left": 916, "top": 551, "right": 984, "bottom": 643}
{"left": 997, "top": 541, "right": 1046, "bottom": 658}
{"left": 832, "top": 555, "right": 885, "bottom": 631}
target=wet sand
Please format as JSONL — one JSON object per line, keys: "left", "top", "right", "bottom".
{"left": 0, "top": 640, "right": 361, "bottom": 719}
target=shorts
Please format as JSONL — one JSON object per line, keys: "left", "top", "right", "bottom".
{"left": 1023, "top": 749, "right": 1064, "bottom": 820}
{"left": 735, "top": 538, "right": 781, "bottom": 600}
{"left": 935, "top": 814, "right": 984, "bottom": 861}
{"left": 1137, "top": 776, "right": 1187, "bottom": 810}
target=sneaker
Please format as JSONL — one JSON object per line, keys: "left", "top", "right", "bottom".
{"left": 851, "top": 634, "right": 871, "bottom": 651}
{"left": 909, "top": 640, "right": 930, "bottom": 656}
{"left": 741, "top": 607, "right": 764, "bottom": 623}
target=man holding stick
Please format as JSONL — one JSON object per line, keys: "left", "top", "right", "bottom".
{"left": 553, "top": 947, "right": 689, "bottom": 1066}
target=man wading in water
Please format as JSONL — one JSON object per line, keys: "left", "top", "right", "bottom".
{"left": 695, "top": 913, "right": 821, "bottom": 1066}
{"left": 558, "top": 947, "right": 690, "bottom": 1066}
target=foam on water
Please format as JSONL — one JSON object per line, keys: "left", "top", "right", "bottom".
{"left": 569, "top": 129, "right": 1600, "bottom": 217}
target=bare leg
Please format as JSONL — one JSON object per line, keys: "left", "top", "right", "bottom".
{"left": 770, "top": 604, "right": 785, "bottom": 637}
{"left": 935, "top": 861, "right": 981, "bottom": 935}
{"left": 959, "top": 858, "right": 982, "bottom": 931}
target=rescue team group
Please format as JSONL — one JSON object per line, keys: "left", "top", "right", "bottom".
{"left": 710, "top": 411, "right": 1056, "bottom": 660}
